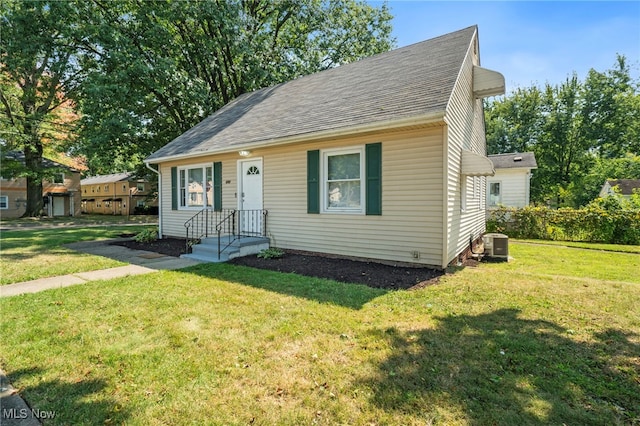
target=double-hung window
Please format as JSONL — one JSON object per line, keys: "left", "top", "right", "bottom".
{"left": 178, "top": 164, "right": 213, "bottom": 209}
{"left": 322, "top": 147, "right": 365, "bottom": 213}
{"left": 0, "top": 196, "right": 8, "bottom": 209}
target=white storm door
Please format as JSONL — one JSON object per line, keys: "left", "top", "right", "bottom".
{"left": 53, "top": 197, "right": 65, "bottom": 216}
{"left": 239, "top": 159, "right": 263, "bottom": 235}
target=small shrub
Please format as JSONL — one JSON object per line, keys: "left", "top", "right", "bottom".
{"left": 257, "top": 247, "right": 285, "bottom": 259}
{"left": 134, "top": 228, "right": 158, "bottom": 243}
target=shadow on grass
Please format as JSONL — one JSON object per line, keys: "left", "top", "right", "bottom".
{"left": 4, "top": 367, "right": 128, "bottom": 424}
{"left": 183, "top": 263, "right": 387, "bottom": 310}
{"left": 359, "top": 308, "right": 639, "bottom": 424}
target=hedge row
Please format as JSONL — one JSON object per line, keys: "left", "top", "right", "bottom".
{"left": 486, "top": 205, "right": 640, "bottom": 245}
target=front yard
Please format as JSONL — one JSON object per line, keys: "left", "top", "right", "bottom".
{"left": 0, "top": 230, "right": 638, "bottom": 425}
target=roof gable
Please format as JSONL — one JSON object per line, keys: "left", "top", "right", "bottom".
{"left": 489, "top": 152, "right": 537, "bottom": 169}
{"left": 147, "top": 26, "right": 478, "bottom": 162}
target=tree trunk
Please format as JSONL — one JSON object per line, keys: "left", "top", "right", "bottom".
{"left": 21, "top": 141, "right": 45, "bottom": 217}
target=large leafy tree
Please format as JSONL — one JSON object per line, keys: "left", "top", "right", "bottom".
{"left": 75, "top": 0, "right": 395, "bottom": 174}
{"left": 485, "top": 56, "right": 640, "bottom": 207}
{"left": 581, "top": 55, "right": 640, "bottom": 159}
{"left": 0, "top": 0, "right": 87, "bottom": 216}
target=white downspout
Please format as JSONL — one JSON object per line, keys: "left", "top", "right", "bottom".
{"left": 145, "top": 162, "right": 162, "bottom": 238}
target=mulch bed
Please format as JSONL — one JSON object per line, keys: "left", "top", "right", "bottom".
{"left": 111, "top": 237, "right": 444, "bottom": 290}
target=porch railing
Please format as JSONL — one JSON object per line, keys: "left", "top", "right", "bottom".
{"left": 184, "top": 208, "right": 268, "bottom": 257}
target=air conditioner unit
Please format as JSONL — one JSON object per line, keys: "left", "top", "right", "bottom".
{"left": 483, "top": 233, "right": 509, "bottom": 259}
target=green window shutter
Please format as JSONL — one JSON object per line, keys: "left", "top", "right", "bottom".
{"left": 213, "top": 161, "right": 222, "bottom": 211}
{"left": 307, "top": 150, "right": 320, "bottom": 214}
{"left": 171, "top": 167, "right": 178, "bottom": 210}
{"left": 366, "top": 142, "right": 382, "bottom": 215}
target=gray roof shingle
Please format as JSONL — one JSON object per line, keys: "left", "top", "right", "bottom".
{"left": 489, "top": 152, "right": 537, "bottom": 169}
{"left": 146, "top": 26, "right": 477, "bottom": 162}
{"left": 81, "top": 172, "right": 134, "bottom": 185}
{"left": 606, "top": 179, "right": 640, "bottom": 195}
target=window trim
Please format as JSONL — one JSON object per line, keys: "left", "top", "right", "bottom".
{"left": 488, "top": 181, "right": 502, "bottom": 206}
{"left": 177, "top": 163, "right": 214, "bottom": 210}
{"left": 321, "top": 146, "right": 365, "bottom": 214}
{"left": 0, "top": 195, "right": 8, "bottom": 209}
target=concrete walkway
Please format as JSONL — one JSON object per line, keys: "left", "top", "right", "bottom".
{"left": 1, "top": 239, "right": 201, "bottom": 298}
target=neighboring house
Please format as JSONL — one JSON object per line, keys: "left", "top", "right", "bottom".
{"left": 81, "top": 173, "right": 156, "bottom": 215}
{"left": 144, "top": 26, "right": 504, "bottom": 268}
{"left": 599, "top": 179, "right": 640, "bottom": 199}
{"left": 0, "top": 151, "right": 82, "bottom": 218}
{"left": 487, "top": 152, "right": 537, "bottom": 208}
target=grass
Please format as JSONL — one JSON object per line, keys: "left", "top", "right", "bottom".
{"left": 0, "top": 239, "right": 638, "bottom": 425}
{"left": 0, "top": 214, "right": 158, "bottom": 227}
{"left": 517, "top": 238, "right": 640, "bottom": 254}
{"left": 0, "top": 226, "right": 153, "bottom": 284}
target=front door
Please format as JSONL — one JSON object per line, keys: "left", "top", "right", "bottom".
{"left": 53, "top": 197, "right": 65, "bottom": 216}
{"left": 239, "top": 158, "right": 263, "bottom": 235}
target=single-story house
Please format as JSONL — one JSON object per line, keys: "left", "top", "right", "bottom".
{"left": 81, "top": 173, "right": 156, "bottom": 215}
{"left": 599, "top": 179, "right": 640, "bottom": 199}
{"left": 486, "top": 152, "right": 537, "bottom": 208}
{"left": 144, "top": 25, "right": 505, "bottom": 268}
{"left": 0, "top": 151, "right": 82, "bottom": 218}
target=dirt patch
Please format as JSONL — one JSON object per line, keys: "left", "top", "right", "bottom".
{"left": 111, "top": 237, "right": 187, "bottom": 258}
{"left": 111, "top": 237, "right": 444, "bottom": 290}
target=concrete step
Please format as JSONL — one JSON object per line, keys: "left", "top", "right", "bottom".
{"left": 182, "top": 236, "right": 270, "bottom": 263}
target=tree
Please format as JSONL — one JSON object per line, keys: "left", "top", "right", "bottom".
{"left": 582, "top": 55, "right": 640, "bottom": 158}
{"left": 74, "top": 0, "right": 395, "bottom": 174}
{"left": 0, "top": 0, "right": 86, "bottom": 216}
{"left": 570, "top": 154, "right": 640, "bottom": 206}
{"left": 485, "top": 86, "right": 543, "bottom": 155}
{"left": 533, "top": 75, "right": 592, "bottom": 206}
{"left": 485, "top": 55, "right": 640, "bottom": 208}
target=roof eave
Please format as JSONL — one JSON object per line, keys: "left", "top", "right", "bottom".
{"left": 145, "top": 111, "right": 446, "bottom": 165}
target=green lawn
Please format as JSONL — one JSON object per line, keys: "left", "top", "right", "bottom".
{"left": 0, "top": 226, "right": 153, "bottom": 284}
{"left": 0, "top": 239, "right": 638, "bottom": 425}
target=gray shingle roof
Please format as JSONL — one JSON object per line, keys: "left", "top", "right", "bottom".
{"left": 146, "top": 26, "right": 477, "bottom": 162}
{"left": 81, "top": 172, "right": 134, "bottom": 185}
{"left": 2, "top": 150, "right": 76, "bottom": 171}
{"left": 489, "top": 152, "right": 537, "bottom": 169}
{"left": 606, "top": 179, "right": 640, "bottom": 195}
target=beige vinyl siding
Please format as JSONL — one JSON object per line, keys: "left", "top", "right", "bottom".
{"left": 159, "top": 153, "right": 239, "bottom": 238}
{"left": 443, "top": 30, "right": 487, "bottom": 266}
{"left": 159, "top": 126, "right": 445, "bottom": 266}
{"left": 266, "top": 127, "right": 444, "bottom": 266}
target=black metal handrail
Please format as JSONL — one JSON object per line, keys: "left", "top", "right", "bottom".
{"left": 184, "top": 208, "right": 268, "bottom": 257}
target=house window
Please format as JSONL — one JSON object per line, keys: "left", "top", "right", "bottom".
{"left": 489, "top": 182, "right": 501, "bottom": 206}
{"left": 0, "top": 196, "right": 8, "bottom": 209}
{"left": 178, "top": 164, "right": 213, "bottom": 209}
{"left": 53, "top": 173, "right": 64, "bottom": 184}
{"left": 137, "top": 183, "right": 145, "bottom": 191}
{"left": 123, "top": 184, "right": 127, "bottom": 191}
{"left": 104, "top": 185, "right": 110, "bottom": 192}
{"left": 136, "top": 200, "right": 145, "bottom": 207}
{"left": 322, "top": 147, "right": 364, "bottom": 213}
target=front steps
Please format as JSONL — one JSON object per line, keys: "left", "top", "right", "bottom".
{"left": 181, "top": 235, "right": 270, "bottom": 263}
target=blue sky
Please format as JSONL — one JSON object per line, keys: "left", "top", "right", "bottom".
{"left": 372, "top": 1, "right": 640, "bottom": 91}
